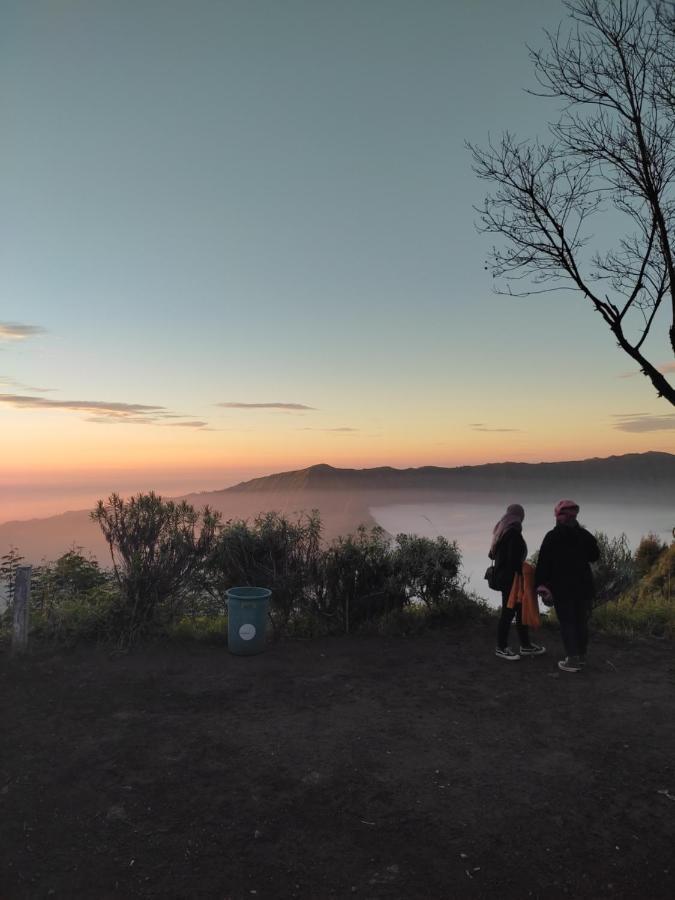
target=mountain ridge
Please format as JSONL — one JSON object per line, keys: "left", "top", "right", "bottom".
{"left": 225, "top": 451, "right": 675, "bottom": 493}
{"left": 1, "top": 451, "right": 672, "bottom": 564}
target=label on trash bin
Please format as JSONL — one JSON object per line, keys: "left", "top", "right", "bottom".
{"left": 239, "top": 624, "right": 256, "bottom": 641}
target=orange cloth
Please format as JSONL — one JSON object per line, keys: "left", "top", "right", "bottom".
{"left": 507, "top": 561, "right": 541, "bottom": 629}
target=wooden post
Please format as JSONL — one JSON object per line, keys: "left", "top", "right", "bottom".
{"left": 11, "top": 565, "right": 32, "bottom": 655}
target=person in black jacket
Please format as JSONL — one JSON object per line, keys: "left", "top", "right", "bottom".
{"left": 535, "top": 499, "right": 600, "bottom": 673}
{"left": 489, "top": 503, "right": 546, "bottom": 661}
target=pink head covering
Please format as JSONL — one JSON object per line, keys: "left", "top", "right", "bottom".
{"left": 489, "top": 503, "right": 524, "bottom": 556}
{"left": 555, "top": 499, "right": 579, "bottom": 523}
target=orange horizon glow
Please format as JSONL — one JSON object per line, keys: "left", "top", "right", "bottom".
{"left": 2, "top": 405, "right": 673, "bottom": 524}
{"left": 2, "top": 438, "right": 673, "bottom": 525}
{"left": 2, "top": 389, "right": 673, "bottom": 481}
{"left": 3, "top": 438, "right": 674, "bottom": 483}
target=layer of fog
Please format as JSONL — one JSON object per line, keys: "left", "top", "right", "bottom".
{"left": 0, "top": 468, "right": 268, "bottom": 525}
{"left": 370, "top": 500, "right": 674, "bottom": 608}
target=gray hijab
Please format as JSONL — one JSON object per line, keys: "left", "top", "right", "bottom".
{"left": 489, "top": 503, "right": 524, "bottom": 557}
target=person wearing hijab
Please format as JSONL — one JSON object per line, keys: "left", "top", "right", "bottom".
{"left": 489, "top": 503, "right": 546, "bottom": 660}
{"left": 535, "top": 500, "right": 600, "bottom": 673}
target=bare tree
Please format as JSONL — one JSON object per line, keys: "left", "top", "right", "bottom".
{"left": 469, "top": 0, "right": 675, "bottom": 405}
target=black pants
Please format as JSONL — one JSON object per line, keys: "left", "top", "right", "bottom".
{"left": 554, "top": 597, "right": 590, "bottom": 658}
{"left": 497, "top": 589, "right": 530, "bottom": 650}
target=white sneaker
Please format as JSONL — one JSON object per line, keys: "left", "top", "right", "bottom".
{"left": 519, "top": 643, "right": 546, "bottom": 656}
{"left": 558, "top": 656, "right": 582, "bottom": 672}
{"left": 495, "top": 647, "right": 520, "bottom": 661}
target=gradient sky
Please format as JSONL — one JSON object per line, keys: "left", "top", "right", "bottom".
{"left": 1, "top": 0, "right": 674, "bottom": 521}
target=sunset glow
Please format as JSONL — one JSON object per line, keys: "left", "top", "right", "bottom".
{"left": 1, "top": 0, "right": 673, "bottom": 525}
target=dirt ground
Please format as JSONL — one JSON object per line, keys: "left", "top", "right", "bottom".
{"left": 1, "top": 623, "right": 674, "bottom": 900}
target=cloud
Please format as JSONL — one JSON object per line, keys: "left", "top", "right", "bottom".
{"left": 217, "top": 402, "right": 316, "bottom": 411}
{"left": 164, "top": 420, "right": 210, "bottom": 428}
{"left": 470, "top": 423, "right": 523, "bottom": 433}
{"left": 0, "top": 375, "right": 53, "bottom": 393}
{"left": 0, "top": 395, "right": 164, "bottom": 414}
{"left": 0, "top": 322, "right": 47, "bottom": 342}
{"left": 297, "top": 427, "right": 358, "bottom": 433}
{"left": 0, "top": 393, "right": 208, "bottom": 427}
{"left": 84, "top": 415, "right": 159, "bottom": 425}
{"left": 612, "top": 413, "right": 675, "bottom": 433}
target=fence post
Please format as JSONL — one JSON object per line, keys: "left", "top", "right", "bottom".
{"left": 11, "top": 565, "right": 32, "bottom": 655}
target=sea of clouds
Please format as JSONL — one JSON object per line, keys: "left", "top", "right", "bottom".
{"left": 370, "top": 499, "right": 674, "bottom": 607}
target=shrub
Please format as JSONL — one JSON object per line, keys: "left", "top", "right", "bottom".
{"left": 0, "top": 508, "right": 507, "bottom": 648}
{"left": 360, "top": 588, "right": 492, "bottom": 637}
{"left": 634, "top": 533, "right": 669, "bottom": 579}
{"left": 92, "top": 492, "right": 220, "bottom": 644}
{"left": 634, "top": 543, "right": 675, "bottom": 604}
{"left": 592, "top": 532, "right": 637, "bottom": 606}
{"left": 315, "top": 525, "right": 403, "bottom": 633}
{"left": 0, "top": 545, "right": 25, "bottom": 610}
{"left": 29, "top": 583, "right": 121, "bottom": 645}
{"left": 204, "top": 511, "right": 322, "bottom": 635}
{"left": 392, "top": 534, "right": 462, "bottom": 611}
{"left": 31, "top": 548, "right": 108, "bottom": 612}
{"left": 592, "top": 597, "right": 675, "bottom": 639}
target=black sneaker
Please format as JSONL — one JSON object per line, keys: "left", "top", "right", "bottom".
{"left": 519, "top": 643, "right": 546, "bottom": 656}
{"left": 558, "top": 656, "right": 582, "bottom": 672}
{"left": 495, "top": 647, "right": 520, "bottom": 661}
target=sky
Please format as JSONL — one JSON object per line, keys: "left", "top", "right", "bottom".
{"left": 1, "top": 0, "right": 674, "bottom": 522}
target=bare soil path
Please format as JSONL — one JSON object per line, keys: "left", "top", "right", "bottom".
{"left": 1, "top": 624, "right": 674, "bottom": 899}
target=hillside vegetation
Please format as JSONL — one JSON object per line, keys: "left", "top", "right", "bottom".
{"left": 1, "top": 492, "right": 673, "bottom": 649}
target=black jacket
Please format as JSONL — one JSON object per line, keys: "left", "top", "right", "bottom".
{"left": 492, "top": 526, "right": 527, "bottom": 593}
{"left": 534, "top": 523, "right": 600, "bottom": 606}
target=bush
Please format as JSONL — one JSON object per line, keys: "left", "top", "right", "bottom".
{"left": 31, "top": 548, "right": 108, "bottom": 613}
{"left": 0, "top": 545, "right": 25, "bottom": 608}
{"left": 203, "top": 516, "right": 479, "bottom": 637}
{"left": 634, "top": 533, "right": 668, "bottom": 578}
{"left": 592, "top": 532, "right": 637, "bottom": 606}
{"left": 316, "top": 525, "right": 404, "bottom": 633}
{"left": 92, "top": 492, "right": 220, "bottom": 644}
{"left": 29, "top": 583, "right": 121, "bottom": 645}
{"left": 634, "top": 544, "right": 675, "bottom": 604}
{"left": 592, "top": 598, "right": 675, "bottom": 639}
{"left": 204, "top": 511, "right": 322, "bottom": 635}
{"left": 360, "top": 589, "right": 492, "bottom": 636}
{"left": 0, "top": 550, "right": 120, "bottom": 647}
{"left": 392, "top": 534, "right": 462, "bottom": 611}
{"left": 0, "top": 510, "right": 502, "bottom": 648}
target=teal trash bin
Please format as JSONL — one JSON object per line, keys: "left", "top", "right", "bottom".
{"left": 226, "top": 587, "right": 272, "bottom": 655}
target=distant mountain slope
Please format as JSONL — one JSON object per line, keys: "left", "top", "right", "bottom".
{"left": 227, "top": 452, "right": 675, "bottom": 495}
{"left": 1, "top": 452, "right": 672, "bottom": 564}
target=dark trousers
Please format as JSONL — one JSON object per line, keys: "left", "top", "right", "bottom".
{"left": 497, "top": 589, "right": 530, "bottom": 649}
{"left": 554, "top": 597, "right": 590, "bottom": 658}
